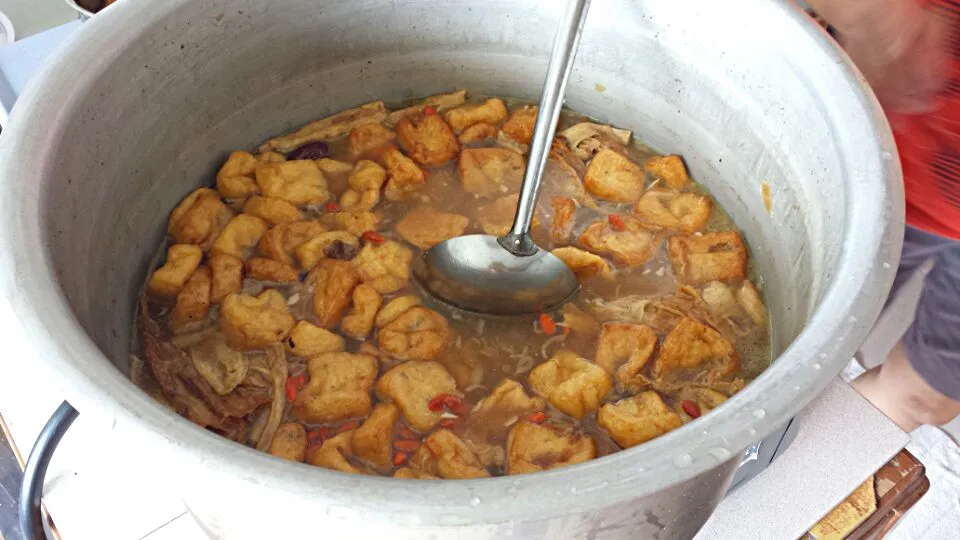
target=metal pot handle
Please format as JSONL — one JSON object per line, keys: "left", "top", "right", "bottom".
{"left": 19, "top": 401, "right": 79, "bottom": 540}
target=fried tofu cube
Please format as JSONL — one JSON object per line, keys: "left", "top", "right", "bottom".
{"left": 169, "top": 266, "right": 212, "bottom": 331}
{"left": 258, "top": 220, "right": 327, "bottom": 266}
{"left": 350, "top": 160, "right": 389, "bottom": 191}
{"left": 633, "top": 188, "right": 712, "bottom": 233}
{"left": 375, "top": 295, "right": 420, "bottom": 327}
{"left": 506, "top": 421, "right": 596, "bottom": 475}
{"left": 340, "top": 190, "right": 381, "bottom": 213}
{"left": 209, "top": 253, "right": 243, "bottom": 304}
{"left": 395, "top": 206, "right": 469, "bottom": 249}
{"left": 396, "top": 113, "right": 459, "bottom": 166}
{"left": 285, "top": 320, "right": 345, "bottom": 357}
{"left": 477, "top": 194, "right": 541, "bottom": 236}
{"left": 348, "top": 124, "right": 396, "bottom": 160}
{"left": 700, "top": 281, "right": 741, "bottom": 320}
{"left": 500, "top": 106, "right": 538, "bottom": 146}
{"left": 341, "top": 284, "right": 382, "bottom": 339}
{"left": 245, "top": 257, "right": 300, "bottom": 283}
{"left": 269, "top": 423, "right": 307, "bottom": 462}
{"left": 294, "top": 352, "right": 378, "bottom": 424}
{"left": 444, "top": 98, "right": 508, "bottom": 133}
{"left": 340, "top": 160, "right": 388, "bottom": 212}
{"left": 550, "top": 196, "right": 577, "bottom": 243}
{"left": 467, "top": 379, "right": 545, "bottom": 440}
{"left": 409, "top": 429, "right": 491, "bottom": 479}
{"left": 667, "top": 232, "right": 747, "bottom": 285}
{"left": 316, "top": 158, "right": 356, "bottom": 176}
{"left": 296, "top": 231, "right": 360, "bottom": 271}
{"left": 652, "top": 317, "right": 739, "bottom": 381}
{"left": 378, "top": 306, "right": 451, "bottom": 361}
{"left": 351, "top": 240, "right": 413, "bottom": 294}
{"left": 256, "top": 151, "right": 286, "bottom": 163}
{"left": 311, "top": 259, "right": 361, "bottom": 329}
{"left": 376, "top": 361, "right": 457, "bottom": 431}
{"left": 458, "top": 147, "right": 525, "bottom": 198}
{"left": 381, "top": 148, "right": 426, "bottom": 201}
{"left": 551, "top": 247, "right": 613, "bottom": 281}
{"left": 327, "top": 211, "right": 379, "bottom": 237}
{"left": 168, "top": 188, "right": 235, "bottom": 250}
{"left": 242, "top": 196, "right": 302, "bottom": 225}
{"left": 393, "top": 467, "right": 439, "bottom": 479}
{"left": 595, "top": 323, "right": 657, "bottom": 389}
{"left": 307, "top": 430, "right": 364, "bottom": 474}
{"left": 216, "top": 151, "right": 260, "bottom": 199}
{"left": 261, "top": 101, "right": 389, "bottom": 153}
{"left": 644, "top": 155, "right": 691, "bottom": 189}
{"left": 597, "top": 391, "right": 683, "bottom": 448}
{"left": 458, "top": 122, "right": 497, "bottom": 144}
{"left": 677, "top": 386, "right": 729, "bottom": 417}
{"left": 737, "top": 280, "right": 767, "bottom": 327}
{"left": 351, "top": 402, "right": 399, "bottom": 470}
{"left": 220, "top": 289, "right": 295, "bottom": 350}
{"left": 255, "top": 160, "right": 329, "bottom": 207}
{"left": 147, "top": 244, "right": 203, "bottom": 297}
{"left": 211, "top": 214, "right": 270, "bottom": 260}
{"left": 583, "top": 149, "right": 645, "bottom": 203}
{"left": 529, "top": 351, "right": 611, "bottom": 419}
{"left": 578, "top": 215, "right": 660, "bottom": 267}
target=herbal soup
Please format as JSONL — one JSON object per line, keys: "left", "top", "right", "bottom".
{"left": 132, "top": 90, "right": 770, "bottom": 478}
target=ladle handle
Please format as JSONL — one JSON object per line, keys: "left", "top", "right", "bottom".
{"left": 500, "top": 0, "right": 591, "bottom": 256}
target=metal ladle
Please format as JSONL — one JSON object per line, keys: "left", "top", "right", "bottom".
{"left": 413, "top": 0, "right": 590, "bottom": 316}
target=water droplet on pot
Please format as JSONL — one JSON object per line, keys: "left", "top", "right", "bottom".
{"left": 754, "top": 409, "right": 766, "bottom": 419}
{"left": 673, "top": 454, "right": 693, "bottom": 468}
{"left": 794, "top": 386, "right": 801, "bottom": 392}
{"left": 569, "top": 486, "right": 579, "bottom": 494}
{"left": 813, "top": 362, "right": 822, "bottom": 370}
{"left": 881, "top": 151, "right": 892, "bottom": 160}
{"left": 748, "top": 428, "right": 757, "bottom": 437}
{"left": 848, "top": 316, "right": 857, "bottom": 323}
{"left": 468, "top": 496, "right": 481, "bottom": 507}
{"left": 819, "top": 353, "right": 828, "bottom": 359}
{"left": 882, "top": 262, "right": 892, "bottom": 269}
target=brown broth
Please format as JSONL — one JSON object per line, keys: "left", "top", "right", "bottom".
{"left": 132, "top": 93, "right": 771, "bottom": 477}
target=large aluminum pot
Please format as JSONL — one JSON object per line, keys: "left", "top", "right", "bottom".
{"left": 0, "top": 0, "right": 902, "bottom": 538}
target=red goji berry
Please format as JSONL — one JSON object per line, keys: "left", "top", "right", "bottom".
{"left": 681, "top": 400, "right": 702, "bottom": 419}
{"left": 608, "top": 214, "right": 626, "bottom": 232}
{"left": 525, "top": 411, "right": 547, "bottom": 424}
{"left": 361, "top": 231, "right": 386, "bottom": 245}
{"left": 393, "top": 439, "right": 421, "bottom": 453}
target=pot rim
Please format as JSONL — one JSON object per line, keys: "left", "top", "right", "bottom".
{"left": 0, "top": 0, "right": 903, "bottom": 525}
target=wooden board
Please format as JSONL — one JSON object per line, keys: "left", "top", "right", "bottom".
{"left": 803, "top": 449, "right": 929, "bottom": 540}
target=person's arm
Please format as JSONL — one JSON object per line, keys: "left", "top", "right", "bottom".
{"left": 805, "top": 0, "right": 948, "bottom": 114}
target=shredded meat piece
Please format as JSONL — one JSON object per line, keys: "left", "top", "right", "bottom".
{"left": 139, "top": 308, "right": 271, "bottom": 431}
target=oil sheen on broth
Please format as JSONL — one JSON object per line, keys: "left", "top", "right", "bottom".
{"left": 132, "top": 90, "right": 770, "bottom": 478}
